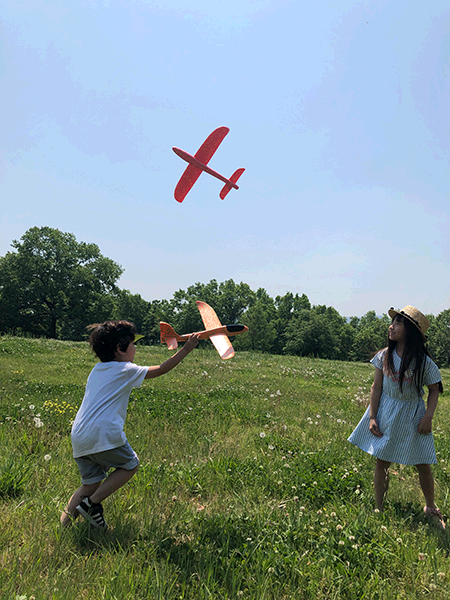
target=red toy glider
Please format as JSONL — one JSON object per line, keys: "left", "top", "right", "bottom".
{"left": 173, "top": 127, "right": 245, "bottom": 203}
{"left": 160, "top": 300, "right": 248, "bottom": 360}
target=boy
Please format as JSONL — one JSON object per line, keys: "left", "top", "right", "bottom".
{"left": 60, "top": 320, "right": 199, "bottom": 529}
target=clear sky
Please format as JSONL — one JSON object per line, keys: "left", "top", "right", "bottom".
{"left": 1, "top": 0, "right": 449, "bottom": 318}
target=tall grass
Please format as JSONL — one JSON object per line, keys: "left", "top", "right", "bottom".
{"left": 1, "top": 336, "right": 450, "bottom": 599}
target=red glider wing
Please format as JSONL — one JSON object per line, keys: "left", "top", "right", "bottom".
{"left": 174, "top": 127, "right": 230, "bottom": 203}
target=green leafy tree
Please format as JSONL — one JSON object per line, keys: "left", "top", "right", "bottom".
{"left": 427, "top": 309, "right": 450, "bottom": 368}
{"left": 235, "top": 289, "right": 276, "bottom": 352}
{"left": 143, "top": 299, "right": 174, "bottom": 345}
{"left": 0, "top": 227, "right": 123, "bottom": 339}
{"left": 216, "top": 279, "right": 255, "bottom": 324}
{"left": 112, "top": 289, "right": 150, "bottom": 337}
{"left": 272, "top": 292, "right": 311, "bottom": 354}
{"left": 283, "top": 305, "right": 352, "bottom": 360}
{"left": 349, "top": 311, "right": 390, "bottom": 362}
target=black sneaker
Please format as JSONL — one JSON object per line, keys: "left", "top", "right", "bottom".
{"left": 76, "top": 497, "right": 107, "bottom": 529}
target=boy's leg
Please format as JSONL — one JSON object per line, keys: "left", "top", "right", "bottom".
{"left": 374, "top": 459, "right": 391, "bottom": 512}
{"left": 63, "top": 444, "right": 139, "bottom": 527}
{"left": 89, "top": 465, "right": 139, "bottom": 504}
{"left": 60, "top": 482, "right": 102, "bottom": 527}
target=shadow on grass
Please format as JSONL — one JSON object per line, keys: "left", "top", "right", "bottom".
{"left": 61, "top": 519, "right": 142, "bottom": 555}
{"left": 390, "top": 500, "right": 450, "bottom": 553}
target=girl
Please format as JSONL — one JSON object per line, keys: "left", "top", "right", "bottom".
{"left": 348, "top": 305, "right": 444, "bottom": 526}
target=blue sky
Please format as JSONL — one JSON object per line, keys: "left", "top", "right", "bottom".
{"left": 1, "top": 0, "right": 449, "bottom": 318}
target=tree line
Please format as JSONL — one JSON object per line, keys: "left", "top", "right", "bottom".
{"left": 1, "top": 227, "right": 449, "bottom": 367}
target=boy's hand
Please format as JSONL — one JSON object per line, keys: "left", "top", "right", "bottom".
{"left": 184, "top": 332, "right": 200, "bottom": 353}
{"left": 418, "top": 414, "right": 432, "bottom": 434}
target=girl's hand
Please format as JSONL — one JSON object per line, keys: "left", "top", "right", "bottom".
{"left": 418, "top": 415, "right": 433, "bottom": 434}
{"left": 369, "top": 418, "right": 383, "bottom": 437}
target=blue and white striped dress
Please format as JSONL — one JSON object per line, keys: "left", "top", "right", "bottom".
{"left": 348, "top": 349, "right": 442, "bottom": 465}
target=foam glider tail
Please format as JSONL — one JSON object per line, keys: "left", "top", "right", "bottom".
{"left": 159, "top": 322, "right": 180, "bottom": 350}
{"left": 219, "top": 168, "right": 246, "bottom": 200}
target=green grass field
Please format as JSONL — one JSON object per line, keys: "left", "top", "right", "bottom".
{"left": 1, "top": 336, "right": 450, "bottom": 599}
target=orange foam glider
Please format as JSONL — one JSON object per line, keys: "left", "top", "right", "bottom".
{"left": 173, "top": 127, "right": 245, "bottom": 203}
{"left": 160, "top": 300, "right": 248, "bottom": 360}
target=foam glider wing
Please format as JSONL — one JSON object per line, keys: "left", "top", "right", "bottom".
{"left": 159, "top": 300, "right": 248, "bottom": 360}
{"left": 173, "top": 127, "right": 245, "bottom": 203}
{"left": 196, "top": 300, "right": 234, "bottom": 360}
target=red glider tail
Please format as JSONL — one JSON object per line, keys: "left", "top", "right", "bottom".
{"left": 220, "top": 168, "right": 245, "bottom": 200}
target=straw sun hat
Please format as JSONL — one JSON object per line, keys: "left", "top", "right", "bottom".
{"left": 388, "top": 305, "right": 430, "bottom": 340}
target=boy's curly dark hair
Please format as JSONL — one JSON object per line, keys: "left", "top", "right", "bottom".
{"left": 87, "top": 320, "right": 137, "bottom": 362}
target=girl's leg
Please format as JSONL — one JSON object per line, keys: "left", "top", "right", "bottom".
{"left": 89, "top": 465, "right": 139, "bottom": 505}
{"left": 374, "top": 459, "right": 391, "bottom": 512}
{"left": 415, "top": 463, "right": 436, "bottom": 508}
{"left": 60, "top": 481, "right": 102, "bottom": 527}
{"left": 417, "top": 464, "right": 445, "bottom": 528}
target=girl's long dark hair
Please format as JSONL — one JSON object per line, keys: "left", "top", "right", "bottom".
{"left": 383, "top": 315, "right": 444, "bottom": 394}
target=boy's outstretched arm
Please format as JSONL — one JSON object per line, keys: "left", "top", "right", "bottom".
{"left": 145, "top": 333, "right": 200, "bottom": 379}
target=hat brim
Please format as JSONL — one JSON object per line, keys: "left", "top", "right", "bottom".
{"left": 133, "top": 334, "right": 145, "bottom": 343}
{"left": 388, "top": 308, "right": 426, "bottom": 339}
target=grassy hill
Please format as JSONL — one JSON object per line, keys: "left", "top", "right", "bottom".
{"left": 1, "top": 336, "right": 450, "bottom": 599}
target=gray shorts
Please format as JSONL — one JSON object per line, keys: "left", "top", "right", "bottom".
{"left": 75, "top": 441, "right": 139, "bottom": 485}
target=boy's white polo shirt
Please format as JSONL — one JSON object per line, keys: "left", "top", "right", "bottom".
{"left": 71, "top": 361, "right": 148, "bottom": 458}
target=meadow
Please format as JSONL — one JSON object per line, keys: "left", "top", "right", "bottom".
{"left": 1, "top": 336, "right": 450, "bottom": 600}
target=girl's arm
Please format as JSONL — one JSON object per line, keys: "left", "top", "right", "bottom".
{"left": 144, "top": 333, "right": 200, "bottom": 379}
{"left": 369, "top": 367, "right": 383, "bottom": 437}
{"left": 417, "top": 382, "right": 440, "bottom": 434}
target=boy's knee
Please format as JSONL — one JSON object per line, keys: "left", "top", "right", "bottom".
{"left": 122, "top": 464, "right": 139, "bottom": 479}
